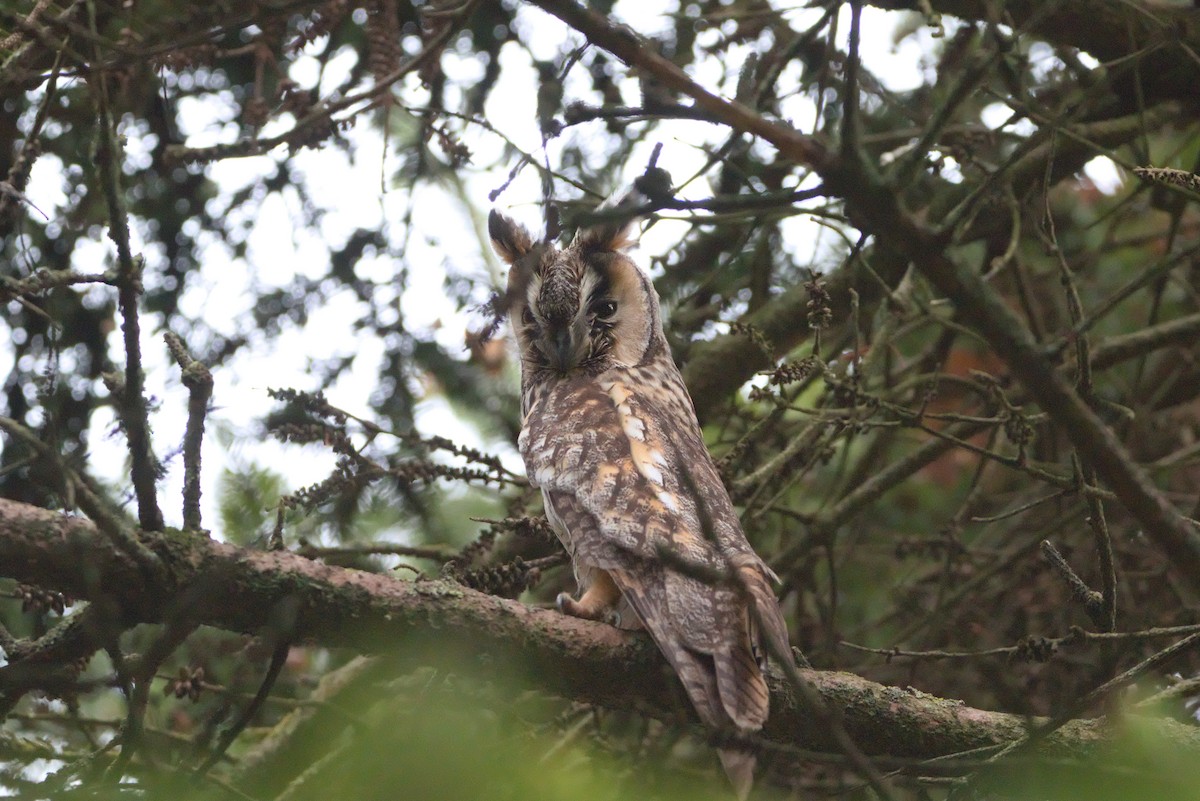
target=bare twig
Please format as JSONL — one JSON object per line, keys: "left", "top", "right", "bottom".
{"left": 965, "top": 630, "right": 1200, "bottom": 792}
{"left": 87, "top": 0, "right": 163, "bottom": 532}
{"left": 0, "top": 44, "right": 63, "bottom": 237}
{"left": 825, "top": 158, "right": 1200, "bottom": 590}
{"left": 296, "top": 542, "right": 458, "bottom": 562}
{"left": 162, "top": 1, "right": 479, "bottom": 165}
{"left": 195, "top": 597, "right": 299, "bottom": 776}
{"left": 165, "top": 333, "right": 213, "bottom": 532}
{"left": 105, "top": 619, "right": 198, "bottom": 780}
{"left": 0, "top": 415, "right": 165, "bottom": 582}
{"left": 1040, "top": 540, "right": 1107, "bottom": 629}
{"left": 1079, "top": 462, "right": 1117, "bottom": 632}
{"left": 523, "top": 0, "right": 829, "bottom": 170}
{"left": 0, "top": 268, "right": 118, "bottom": 300}
{"left": 1091, "top": 310, "right": 1200, "bottom": 369}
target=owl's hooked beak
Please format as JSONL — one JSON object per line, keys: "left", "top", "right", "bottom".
{"left": 533, "top": 265, "right": 590, "bottom": 373}
{"left": 540, "top": 317, "right": 589, "bottom": 374}
{"left": 550, "top": 328, "right": 574, "bottom": 372}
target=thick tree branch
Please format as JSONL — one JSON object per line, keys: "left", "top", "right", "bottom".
{"left": 2, "top": 497, "right": 1199, "bottom": 762}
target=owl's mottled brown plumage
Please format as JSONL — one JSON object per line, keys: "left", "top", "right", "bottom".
{"left": 490, "top": 195, "right": 790, "bottom": 798}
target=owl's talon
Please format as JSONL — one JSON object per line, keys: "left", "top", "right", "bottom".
{"left": 604, "top": 609, "right": 622, "bottom": 627}
{"left": 552, "top": 592, "right": 571, "bottom": 618}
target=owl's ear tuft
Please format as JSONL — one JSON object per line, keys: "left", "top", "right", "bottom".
{"left": 573, "top": 191, "right": 643, "bottom": 253}
{"left": 574, "top": 164, "right": 672, "bottom": 253}
{"left": 575, "top": 220, "right": 639, "bottom": 253}
{"left": 489, "top": 209, "right": 533, "bottom": 264}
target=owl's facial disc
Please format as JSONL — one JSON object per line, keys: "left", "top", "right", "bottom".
{"left": 525, "top": 263, "right": 619, "bottom": 374}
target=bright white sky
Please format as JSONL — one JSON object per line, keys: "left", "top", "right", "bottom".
{"left": 5, "top": 1, "right": 1122, "bottom": 542}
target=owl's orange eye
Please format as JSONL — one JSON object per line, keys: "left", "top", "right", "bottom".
{"left": 590, "top": 299, "right": 617, "bottom": 319}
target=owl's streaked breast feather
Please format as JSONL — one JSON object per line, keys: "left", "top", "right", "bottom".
{"left": 521, "top": 363, "right": 788, "bottom": 652}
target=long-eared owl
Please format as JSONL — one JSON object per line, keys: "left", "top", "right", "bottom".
{"left": 490, "top": 187, "right": 791, "bottom": 798}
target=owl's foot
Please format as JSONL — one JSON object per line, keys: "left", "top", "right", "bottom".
{"left": 556, "top": 592, "right": 621, "bottom": 627}
{"left": 556, "top": 570, "right": 623, "bottom": 624}
{"left": 556, "top": 592, "right": 602, "bottom": 620}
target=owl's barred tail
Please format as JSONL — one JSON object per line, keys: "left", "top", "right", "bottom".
{"left": 609, "top": 567, "right": 771, "bottom": 797}
{"left": 718, "top": 747, "right": 756, "bottom": 801}
{"left": 713, "top": 641, "right": 770, "bottom": 730}
{"left": 712, "top": 636, "right": 768, "bottom": 798}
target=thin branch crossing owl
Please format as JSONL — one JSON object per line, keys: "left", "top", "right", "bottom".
{"left": 490, "top": 181, "right": 791, "bottom": 798}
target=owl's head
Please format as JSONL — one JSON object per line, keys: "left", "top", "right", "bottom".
{"left": 488, "top": 205, "right": 664, "bottom": 376}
